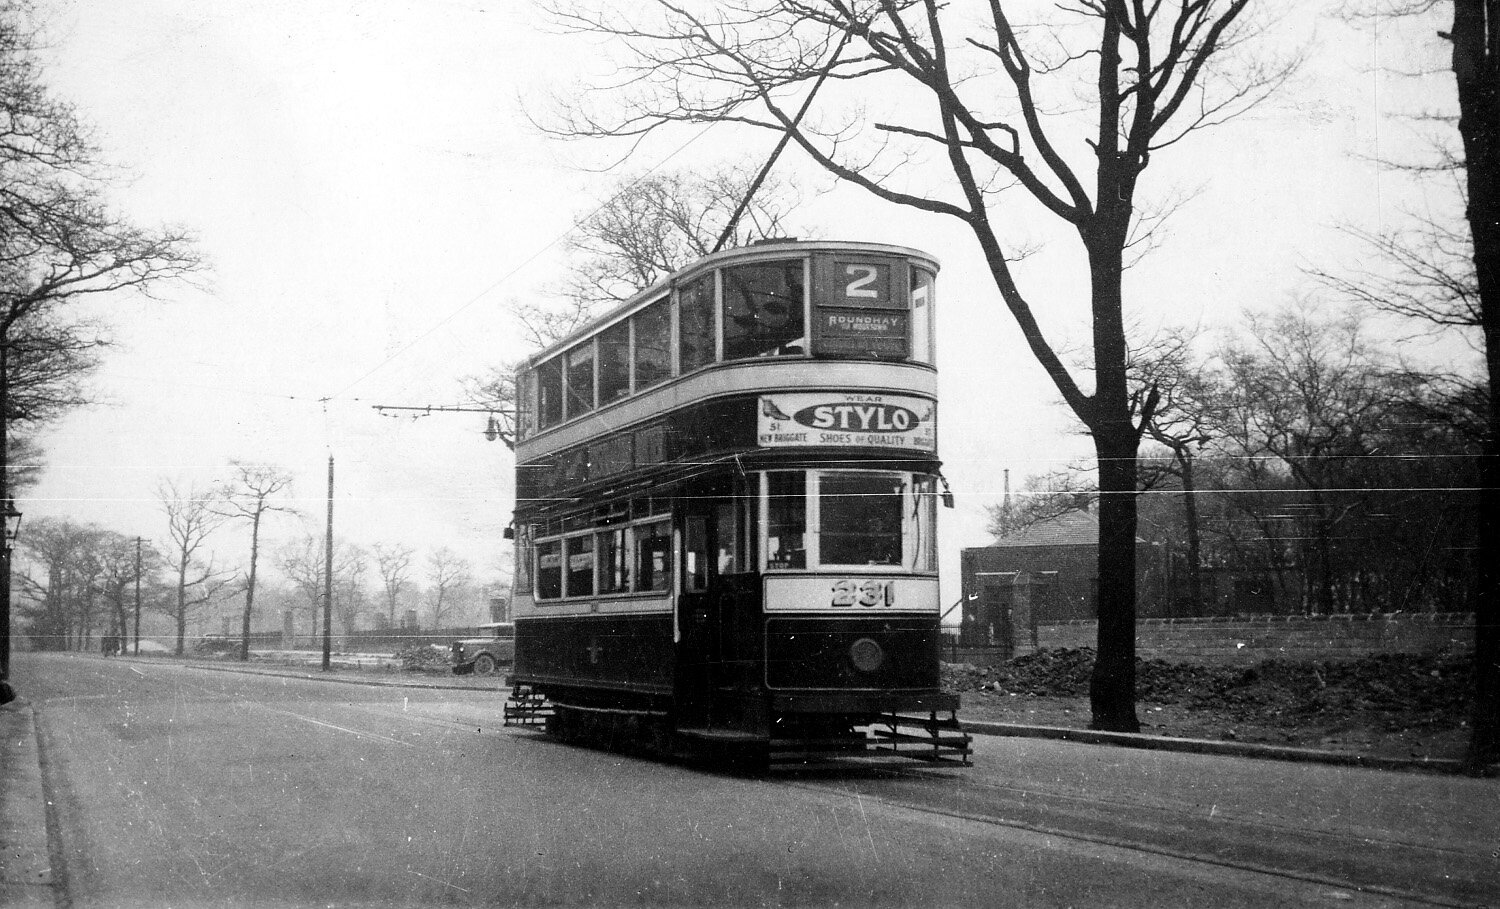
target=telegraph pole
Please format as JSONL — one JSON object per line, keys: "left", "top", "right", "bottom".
{"left": 322, "top": 455, "right": 333, "bottom": 671}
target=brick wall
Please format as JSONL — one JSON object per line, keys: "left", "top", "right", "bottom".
{"left": 1012, "top": 612, "right": 1476, "bottom": 664}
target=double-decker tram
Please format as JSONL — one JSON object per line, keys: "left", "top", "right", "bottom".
{"left": 504, "top": 239, "right": 970, "bottom": 767}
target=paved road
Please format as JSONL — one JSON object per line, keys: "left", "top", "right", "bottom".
{"left": 6, "top": 652, "right": 1498, "bottom": 907}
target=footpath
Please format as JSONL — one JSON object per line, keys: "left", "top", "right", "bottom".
{"left": 1, "top": 655, "right": 1490, "bottom": 908}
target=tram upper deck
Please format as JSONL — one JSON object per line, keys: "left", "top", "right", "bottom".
{"left": 512, "top": 240, "right": 941, "bottom": 495}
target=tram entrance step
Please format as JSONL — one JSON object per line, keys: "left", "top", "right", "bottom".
{"left": 676, "top": 727, "right": 765, "bottom": 743}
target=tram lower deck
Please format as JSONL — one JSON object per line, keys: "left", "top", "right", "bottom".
{"left": 506, "top": 463, "right": 971, "bottom": 766}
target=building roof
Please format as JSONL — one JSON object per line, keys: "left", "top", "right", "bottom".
{"left": 988, "top": 509, "right": 1102, "bottom": 548}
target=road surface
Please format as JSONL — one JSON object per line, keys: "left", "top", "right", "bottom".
{"left": 8, "top": 652, "right": 1497, "bottom": 907}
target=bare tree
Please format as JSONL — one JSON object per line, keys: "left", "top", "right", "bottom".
{"left": 373, "top": 543, "right": 415, "bottom": 629}
{"left": 0, "top": 1, "right": 200, "bottom": 700}
{"left": 214, "top": 462, "right": 296, "bottom": 661}
{"left": 278, "top": 535, "right": 366, "bottom": 644}
{"left": 538, "top": 0, "right": 1293, "bottom": 730}
{"left": 157, "top": 479, "right": 230, "bottom": 655}
{"left": 95, "top": 532, "right": 159, "bottom": 650}
{"left": 466, "top": 163, "right": 807, "bottom": 449}
{"left": 425, "top": 547, "right": 473, "bottom": 629}
{"left": 334, "top": 545, "right": 369, "bottom": 639}
{"left": 1217, "top": 302, "right": 1401, "bottom": 614}
{"left": 1133, "top": 328, "right": 1226, "bottom": 614}
{"left": 1446, "top": 5, "right": 1500, "bottom": 770}
{"left": 1332, "top": 0, "right": 1500, "bottom": 773}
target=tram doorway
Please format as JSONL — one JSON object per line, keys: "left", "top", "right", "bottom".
{"left": 675, "top": 482, "right": 761, "bottom": 731}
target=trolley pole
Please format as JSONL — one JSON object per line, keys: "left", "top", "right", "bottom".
{"left": 322, "top": 455, "right": 333, "bottom": 671}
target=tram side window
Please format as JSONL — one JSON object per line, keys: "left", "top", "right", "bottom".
{"left": 537, "top": 359, "right": 563, "bottom": 430}
{"left": 684, "top": 516, "right": 709, "bottom": 592}
{"left": 598, "top": 320, "right": 631, "bottom": 403}
{"left": 820, "top": 472, "right": 903, "bottom": 566}
{"left": 635, "top": 520, "right": 672, "bottom": 592}
{"left": 723, "top": 260, "right": 805, "bottom": 359}
{"left": 514, "top": 524, "right": 533, "bottom": 589}
{"left": 599, "top": 527, "right": 631, "bottom": 593}
{"left": 911, "top": 267, "right": 935, "bottom": 364}
{"left": 679, "top": 273, "right": 716, "bottom": 373}
{"left": 565, "top": 344, "right": 595, "bottom": 418}
{"left": 536, "top": 539, "right": 563, "bottom": 599}
{"left": 634, "top": 297, "right": 672, "bottom": 389}
{"left": 766, "top": 471, "right": 806, "bottom": 569}
{"left": 516, "top": 371, "right": 536, "bottom": 440}
{"left": 566, "top": 536, "right": 595, "bottom": 597}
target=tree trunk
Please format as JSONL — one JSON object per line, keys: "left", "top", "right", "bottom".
{"left": 1091, "top": 425, "right": 1142, "bottom": 732}
{"left": 1181, "top": 451, "right": 1206, "bottom": 613}
{"left": 175, "top": 561, "right": 187, "bottom": 655}
{"left": 1452, "top": 0, "right": 1500, "bottom": 773}
{"left": 240, "top": 514, "right": 261, "bottom": 662}
{"left": 1085, "top": 161, "right": 1144, "bottom": 733}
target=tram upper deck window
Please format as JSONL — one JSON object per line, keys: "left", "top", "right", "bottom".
{"left": 564, "top": 344, "right": 595, "bottom": 418}
{"left": 516, "top": 370, "right": 536, "bottom": 439}
{"left": 633, "top": 297, "right": 672, "bottom": 390}
{"left": 679, "top": 272, "right": 715, "bottom": 372}
{"left": 819, "top": 472, "right": 904, "bottom": 566}
{"left": 723, "top": 260, "right": 804, "bottom": 359}
{"left": 598, "top": 320, "right": 631, "bottom": 404}
{"left": 537, "top": 359, "right": 563, "bottom": 429}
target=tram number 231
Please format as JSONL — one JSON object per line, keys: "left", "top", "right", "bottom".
{"left": 830, "top": 578, "right": 896, "bottom": 608}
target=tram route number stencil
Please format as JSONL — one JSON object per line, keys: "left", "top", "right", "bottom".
{"left": 831, "top": 578, "right": 895, "bottom": 608}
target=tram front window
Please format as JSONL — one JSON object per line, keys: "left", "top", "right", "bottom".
{"left": 819, "top": 472, "right": 903, "bottom": 566}
{"left": 723, "top": 260, "right": 804, "bottom": 358}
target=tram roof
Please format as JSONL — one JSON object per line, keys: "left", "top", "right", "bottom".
{"left": 519, "top": 238, "right": 940, "bottom": 369}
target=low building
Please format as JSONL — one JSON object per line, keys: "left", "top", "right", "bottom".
{"left": 960, "top": 510, "right": 1148, "bottom": 656}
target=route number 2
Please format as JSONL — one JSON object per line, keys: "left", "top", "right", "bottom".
{"left": 844, "top": 264, "right": 881, "bottom": 299}
{"left": 831, "top": 579, "right": 895, "bottom": 608}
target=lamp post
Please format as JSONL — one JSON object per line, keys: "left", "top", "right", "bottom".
{"left": 1, "top": 498, "right": 23, "bottom": 704}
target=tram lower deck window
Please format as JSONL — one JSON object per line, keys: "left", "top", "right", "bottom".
{"left": 635, "top": 520, "right": 672, "bottom": 592}
{"left": 566, "top": 536, "right": 595, "bottom": 596}
{"left": 766, "top": 472, "right": 806, "bottom": 569}
{"left": 536, "top": 540, "right": 562, "bottom": 599}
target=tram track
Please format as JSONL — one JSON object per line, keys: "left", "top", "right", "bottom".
{"left": 312, "top": 698, "right": 1488, "bottom": 906}
{"left": 777, "top": 767, "right": 1485, "bottom": 908}
{"left": 348, "top": 698, "right": 1484, "bottom": 907}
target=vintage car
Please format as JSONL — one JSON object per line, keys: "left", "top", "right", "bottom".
{"left": 449, "top": 622, "right": 515, "bottom": 676}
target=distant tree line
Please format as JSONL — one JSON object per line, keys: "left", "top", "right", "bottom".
{"left": 15, "top": 466, "right": 498, "bottom": 656}
{"left": 990, "top": 301, "right": 1483, "bottom": 618}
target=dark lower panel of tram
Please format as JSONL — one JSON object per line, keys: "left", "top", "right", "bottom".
{"left": 508, "top": 610, "right": 971, "bottom": 767}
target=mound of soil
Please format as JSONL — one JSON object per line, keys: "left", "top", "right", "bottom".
{"left": 947, "top": 648, "right": 1473, "bottom": 762}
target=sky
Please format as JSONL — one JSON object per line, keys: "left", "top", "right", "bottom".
{"left": 14, "top": 0, "right": 1465, "bottom": 627}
